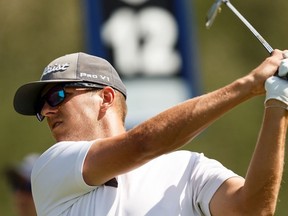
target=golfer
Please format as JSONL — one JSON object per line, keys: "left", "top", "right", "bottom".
{"left": 13, "top": 50, "right": 288, "bottom": 216}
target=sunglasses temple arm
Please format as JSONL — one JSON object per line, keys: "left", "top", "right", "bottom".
{"left": 36, "top": 113, "right": 45, "bottom": 122}
{"left": 224, "top": 0, "right": 274, "bottom": 54}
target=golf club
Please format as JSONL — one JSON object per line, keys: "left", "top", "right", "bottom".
{"left": 206, "top": 0, "right": 274, "bottom": 54}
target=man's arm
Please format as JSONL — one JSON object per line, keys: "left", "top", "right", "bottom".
{"left": 210, "top": 99, "right": 288, "bottom": 216}
{"left": 83, "top": 50, "right": 284, "bottom": 186}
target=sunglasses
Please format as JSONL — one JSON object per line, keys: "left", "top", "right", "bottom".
{"left": 36, "top": 82, "right": 102, "bottom": 121}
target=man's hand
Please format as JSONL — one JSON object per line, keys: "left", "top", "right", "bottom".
{"left": 247, "top": 49, "right": 283, "bottom": 96}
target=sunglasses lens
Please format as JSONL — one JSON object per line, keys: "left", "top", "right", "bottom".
{"left": 46, "top": 89, "right": 65, "bottom": 107}
{"left": 36, "top": 85, "right": 66, "bottom": 121}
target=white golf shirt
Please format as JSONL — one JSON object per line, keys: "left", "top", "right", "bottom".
{"left": 31, "top": 141, "right": 239, "bottom": 216}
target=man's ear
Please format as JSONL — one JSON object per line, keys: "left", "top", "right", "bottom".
{"left": 100, "top": 87, "right": 115, "bottom": 112}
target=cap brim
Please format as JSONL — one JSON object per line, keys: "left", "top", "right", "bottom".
{"left": 13, "top": 79, "right": 82, "bottom": 115}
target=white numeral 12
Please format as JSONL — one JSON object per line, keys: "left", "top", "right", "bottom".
{"left": 102, "top": 7, "right": 181, "bottom": 77}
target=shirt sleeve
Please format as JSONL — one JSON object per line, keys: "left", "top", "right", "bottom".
{"left": 190, "top": 153, "right": 241, "bottom": 216}
{"left": 31, "top": 141, "right": 96, "bottom": 216}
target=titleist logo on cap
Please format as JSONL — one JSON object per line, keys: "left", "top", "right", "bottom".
{"left": 42, "top": 63, "right": 70, "bottom": 76}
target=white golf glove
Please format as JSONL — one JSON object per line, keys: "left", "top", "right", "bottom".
{"left": 265, "top": 76, "right": 288, "bottom": 107}
{"left": 278, "top": 58, "right": 288, "bottom": 78}
{"left": 264, "top": 52, "right": 288, "bottom": 107}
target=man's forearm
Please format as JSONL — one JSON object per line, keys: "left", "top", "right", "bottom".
{"left": 130, "top": 75, "right": 257, "bottom": 157}
{"left": 242, "top": 100, "right": 288, "bottom": 215}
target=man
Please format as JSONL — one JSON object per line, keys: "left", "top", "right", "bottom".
{"left": 4, "top": 153, "right": 39, "bottom": 216}
{"left": 13, "top": 50, "right": 288, "bottom": 215}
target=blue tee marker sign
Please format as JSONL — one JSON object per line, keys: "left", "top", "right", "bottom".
{"left": 84, "top": 0, "right": 201, "bottom": 127}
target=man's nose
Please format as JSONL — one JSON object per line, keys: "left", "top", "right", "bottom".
{"left": 41, "top": 101, "right": 59, "bottom": 118}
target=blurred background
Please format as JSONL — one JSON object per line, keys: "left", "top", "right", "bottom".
{"left": 0, "top": 0, "right": 287, "bottom": 215}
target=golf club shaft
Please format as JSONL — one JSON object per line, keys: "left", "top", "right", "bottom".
{"left": 223, "top": 0, "right": 274, "bottom": 54}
